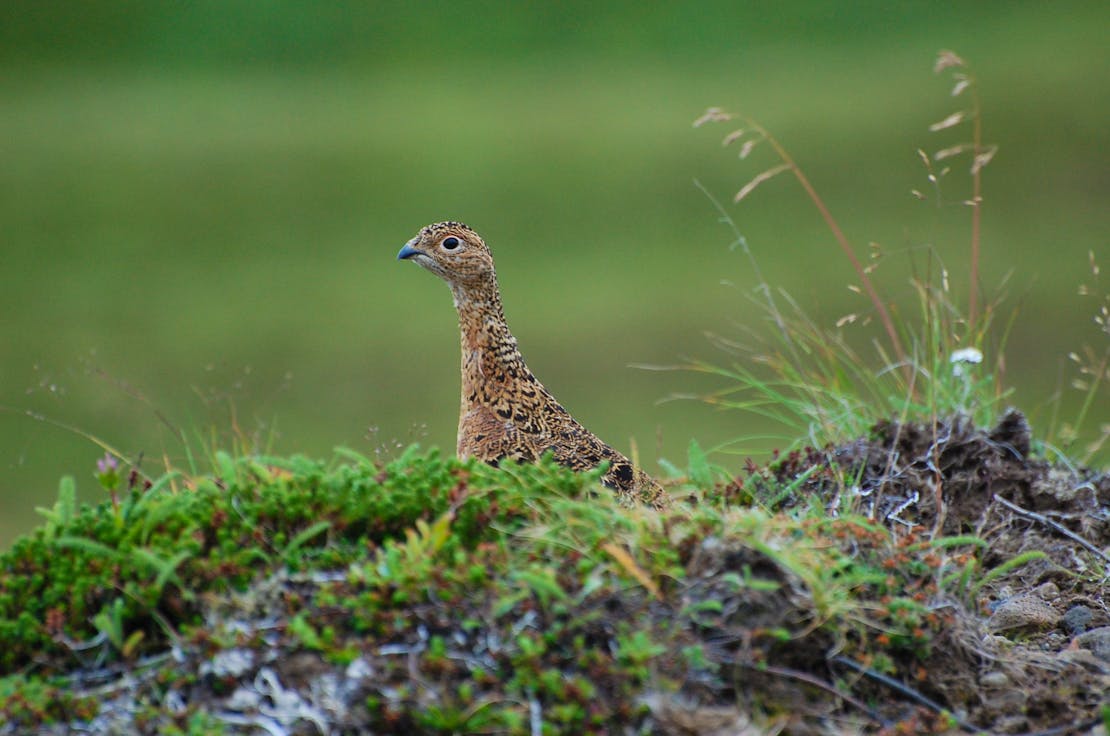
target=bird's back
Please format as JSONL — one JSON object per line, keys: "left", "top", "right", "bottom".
{"left": 457, "top": 349, "right": 666, "bottom": 507}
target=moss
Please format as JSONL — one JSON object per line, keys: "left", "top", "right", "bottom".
{"left": 0, "top": 674, "right": 98, "bottom": 727}
{"left": 0, "top": 447, "right": 550, "bottom": 674}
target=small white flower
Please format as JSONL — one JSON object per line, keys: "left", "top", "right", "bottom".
{"left": 950, "top": 347, "right": 983, "bottom": 376}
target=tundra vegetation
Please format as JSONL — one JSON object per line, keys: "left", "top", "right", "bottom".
{"left": 0, "top": 51, "right": 1107, "bottom": 735}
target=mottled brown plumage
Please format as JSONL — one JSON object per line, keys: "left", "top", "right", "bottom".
{"left": 397, "top": 221, "right": 666, "bottom": 507}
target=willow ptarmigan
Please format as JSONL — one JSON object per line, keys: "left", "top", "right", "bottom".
{"left": 397, "top": 221, "right": 666, "bottom": 508}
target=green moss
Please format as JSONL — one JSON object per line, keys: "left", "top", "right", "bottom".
{"left": 0, "top": 447, "right": 568, "bottom": 674}
{"left": 0, "top": 674, "right": 98, "bottom": 727}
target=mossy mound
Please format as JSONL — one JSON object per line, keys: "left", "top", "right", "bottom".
{"left": 1, "top": 417, "right": 1107, "bottom": 734}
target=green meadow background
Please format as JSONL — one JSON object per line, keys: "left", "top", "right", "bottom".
{"left": 1, "top": 2, "right": 1106, "bottom": 544}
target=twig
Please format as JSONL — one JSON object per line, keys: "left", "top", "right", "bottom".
{"left": 830, "top": 655, "right": 981, "bottom": 733}
{"left": 967, "top": 73, "right": 983, "bottom": 333}
{"left": 53, "top": 651, "right": 171, "bottom": 691}
{"left": 743, "top": 661, "right": 890, "bottom": 728}
{"left": 0, "top": 404, "right": 129, "bottom": 464}
{"left": 992, "top": 494, "right": 1110, "bottom": 568}
{"left": 747, "top": 118, "right": 911, "bottom": 377}
{"left": 528, "top": 690, "right": 543, "bottom": 736}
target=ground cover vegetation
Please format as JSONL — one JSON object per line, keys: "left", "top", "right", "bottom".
{"left": 1, "top": 49, "right": 1107, "bottom": 735}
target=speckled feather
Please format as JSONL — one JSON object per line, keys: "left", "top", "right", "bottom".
{"left": 398, "top": 221, "right": 666, "bottom": 508}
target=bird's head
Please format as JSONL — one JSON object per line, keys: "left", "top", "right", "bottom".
{"left": 397, "top": 221, "right": 495, "bottom": 289}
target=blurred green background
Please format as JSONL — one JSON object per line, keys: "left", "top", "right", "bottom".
{"left": 2, "top": 2, "right": 1107, "bottom": 545}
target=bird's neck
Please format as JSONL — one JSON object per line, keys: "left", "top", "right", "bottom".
{"left": 451, "top": 277, "right": 527, "bottom": 392}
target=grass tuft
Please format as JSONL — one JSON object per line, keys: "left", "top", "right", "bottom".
{"left": 688, "top": 50, "right": 1104, "bottom": 470}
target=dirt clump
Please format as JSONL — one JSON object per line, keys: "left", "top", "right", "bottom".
{"left": 753, "top": 409, "right": 1109, "bottom": 733}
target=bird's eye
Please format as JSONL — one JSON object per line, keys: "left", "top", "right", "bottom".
{"left": 441, "top": 236, "right": 460, "bottom": 250}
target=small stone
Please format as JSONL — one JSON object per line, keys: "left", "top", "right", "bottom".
{"left": 199, "top": 647, "right": 255, "bottom": 679}
{"left": 346, "top": 656, "right": 374, "bottom": 680}
{"left": 1031, "top": 581, "right": 1058, "bottom": 600}
{"left": 993, "top": 715, "right": 1030, "bottom": 733}
{"left": 1032, "top": 467, "right": 1085, "bottom": 502}
{"left": 1061, "top": 605, "right": 1093, "bottom": 635}
{"left": 987, "top": 595, "right": 1059, "bottom": 634}
{"left": 979, "top": 670, "right": 1009, "bottom": 688}
{"left": 225, "top": 685, "right": 262, "bottom": 711}
{"left": 1075, "top": 627, "right": 1110, "bottom": 663}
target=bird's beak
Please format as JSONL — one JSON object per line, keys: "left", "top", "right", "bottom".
{"left": 397, "top": 239, "right": 422, "bottom": 261}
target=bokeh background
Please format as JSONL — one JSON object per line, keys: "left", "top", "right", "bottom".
{"left": 2, "top": 2, "right": 1107, "bottom": 545}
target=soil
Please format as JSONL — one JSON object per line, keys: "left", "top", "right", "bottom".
{"left": 747, "top": 408, "right": 1110, "bottom": 735}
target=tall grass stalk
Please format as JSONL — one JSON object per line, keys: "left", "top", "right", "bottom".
{"left": 692, "top": 50, "right": 1105, "bottom": 467}
{"left": 688, "top": 51, "right": 1016, "bottom": 455}
{"left": 933, "top": 51, "right": 986, "bottom": 333}
{"left": 693, "top": 110, "right": 910, "bottom": 379}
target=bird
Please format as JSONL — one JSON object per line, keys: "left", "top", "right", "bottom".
{"left": 397, "top": 221, "right": 667, "bottom": 508}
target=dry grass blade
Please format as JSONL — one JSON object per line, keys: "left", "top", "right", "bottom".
{"left": 693, "top": 107, "right": 732, "bottom": 127}
{"left": 934, "top": 49, "right": 966, "bottom": 73}
{"left": 971, "top": 145, "right": 997, "bottom": 175}
{"left": 734, "top": 163, "right": 790, "bottom": 203}
{"left": 934, "top": 144, "right": 972, "bottom": 161}
{"left": 695, "top": 109, "right": 910, "bottom": 373}
{"left": 930, "top": 49, "right": 988, "bottom": 333}
{"left": 831, "top": 656, "right": 980, "bottom": 732}
{"left": 992, "top": 495, "right": 1110, "bottom": 571}
{"left": 929, "top": 111, "right": 966, "bottom": 132}
{"left": 751, "top": 662, "right": 890, "bottom": 728}
{"left": 738, "top": 138, "right": 760, "bottom": 159}
{"left": 722, "top": 128, "right": 746, "bottom": 146}
{"left": 601, "top": 542, "right": 662, "bottom": 600}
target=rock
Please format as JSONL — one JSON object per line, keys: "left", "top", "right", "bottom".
{"left": 987, "top": 595, "right": 1059, "bottom": 634}
{"left": 1074, "top": 627, "right": 1110, "bottom": 663}
{"left": 979, "top": 670, "right": 1010, "bottom": 688}
{"left": 1061, "top": 605, "right": 1093, "bottom": 635}
{"left": 642, "top": 693, "right": 753, "bottom": 736}
{"left": 199, "top": 647, "right": 255, "bottom": 679}
{"left": 1031, "top": 582, "right": 1059, "bottom": 600}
